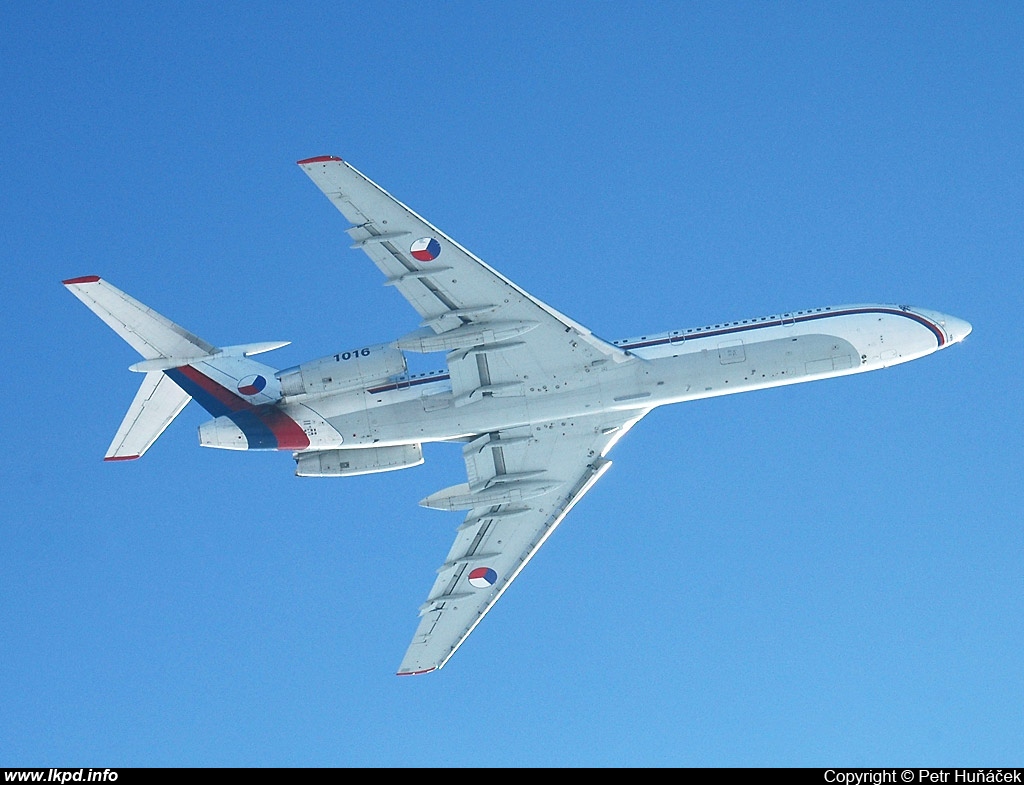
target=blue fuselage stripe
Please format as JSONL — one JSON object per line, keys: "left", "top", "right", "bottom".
{"left": 617, "top": 307, "right": 944, "bottom": 352}
{"left": 227, "top": 410, "right": 279, "bottom": 449}
{"left": 164, "top": 368, "right": 235, "bottom": 417}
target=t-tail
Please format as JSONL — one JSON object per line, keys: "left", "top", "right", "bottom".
{"left": 62, "top": 276, "right": 290, "bottom": 460}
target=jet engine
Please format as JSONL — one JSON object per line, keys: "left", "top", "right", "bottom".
{"left": 276, "top": 342, "right": 406, "bottom": 398}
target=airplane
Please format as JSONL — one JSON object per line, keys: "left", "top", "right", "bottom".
{"left": 64, "top": 155, "right": 972, "bottom": 675}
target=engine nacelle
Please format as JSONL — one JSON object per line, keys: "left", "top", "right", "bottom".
{"left": 295, "top": 444, "right": 424, "bottom": 477}
{"left": 276, "top": 342, "right": 406, "bottom": 398}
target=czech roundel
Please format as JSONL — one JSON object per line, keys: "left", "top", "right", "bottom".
{"left": 237, "top": 374, "right": 267, "bottom": 396}
{"left": 468, "top": 567, "right": 498, "bottom": 589}
{"left": 410, "top": 237, "right": 441, "bottom": 262}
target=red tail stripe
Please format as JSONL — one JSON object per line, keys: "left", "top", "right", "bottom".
{"left": 259, "top": 408, "right": 310, "bottom": 450}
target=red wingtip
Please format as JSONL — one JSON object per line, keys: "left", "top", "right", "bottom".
{"left": 103, "top": 455, "right": 140, "bottom": 462}
{"left": 297, "top": 155, "right": 343, "bottom": 165}
{"left": 63, "top": 275, "right": 101, "bottom": 285}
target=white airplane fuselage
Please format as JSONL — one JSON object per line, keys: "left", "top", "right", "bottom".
{"left": 63, "top": 153, "right": 973, "bottom": 675}
{"left": 198, "top": 303, "right": 971, "bottom": 452}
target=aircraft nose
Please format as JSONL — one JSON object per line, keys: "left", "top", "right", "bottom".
{"left": 912, "top": 308, "right": 972, "bottom": 346}
{"left": 941, "top": 314, "right": 973, "bottom": 344}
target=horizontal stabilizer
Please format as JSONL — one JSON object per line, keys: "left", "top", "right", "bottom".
{"left": 105, "top": 372, "right": 192, "bottom": 460}
{"left": 63, "top": 276, "right": 217, "bottom": 360}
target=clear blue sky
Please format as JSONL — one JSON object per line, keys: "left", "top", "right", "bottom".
{"left": 2, "top": 1, "right": 1020, "bottom": 767}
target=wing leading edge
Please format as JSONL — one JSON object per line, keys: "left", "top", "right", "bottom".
{"left": 399, "top": 410, "right": 648, "bottom": 675}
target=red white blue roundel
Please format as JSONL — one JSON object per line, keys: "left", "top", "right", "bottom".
{"left": 468, "top": 567, "right": 498, "bottom": 589}
{"left": 410, "top": 237, "right": 441, "bottom": 262}
{"left": 237, "top": 374, "right": 267, "bottom": 396}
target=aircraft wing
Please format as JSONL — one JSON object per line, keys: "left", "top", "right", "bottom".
{"left": 298, "top": 157, "right": 647, "bottom": 673}
{"left": 297, "top": 157, "right": 629, "bottom": 394}
{"left": 400, "top": 408, "right": 648, "bottom": 675}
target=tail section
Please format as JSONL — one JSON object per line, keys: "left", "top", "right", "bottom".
{"left": 63, "top": 276, "right": 290, "bottom": 459}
